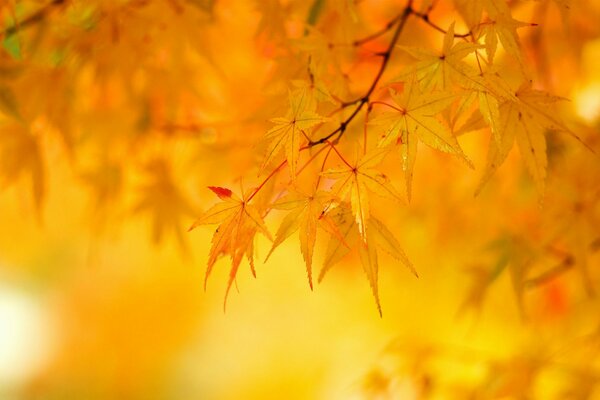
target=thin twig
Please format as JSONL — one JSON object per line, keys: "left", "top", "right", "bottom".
{"left": 309, "top": 2, "right": 414, "bottom": 147}
{"left": 353, "top": 12, "right": 404, "bottom": 47}
{"left": 411, "top": 10, "right": 472, "bottom": 38}
{"left": 1, "top": 0, "right": 66, "bottom": 37}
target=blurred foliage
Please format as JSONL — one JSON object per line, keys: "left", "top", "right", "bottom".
{"left": 0, "top": 0, "right": 599, "bottom": 399}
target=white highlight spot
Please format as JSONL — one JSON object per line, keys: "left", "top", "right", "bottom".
{"left": 575, "top": 82, "right": 600, "bottom": 123}
{"left": 0, "top": 285, "right": 56, "bottom": 389}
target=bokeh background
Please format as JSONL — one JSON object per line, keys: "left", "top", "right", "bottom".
{"left": 1, "top": 0, "right": 599, "bottom": 398}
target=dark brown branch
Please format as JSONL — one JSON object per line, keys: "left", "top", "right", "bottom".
{"left": 1, "top": 0, "right": 66, "bottom": 37}
{"left": 353, "top": 12, "right": 404, "bottom": 47}
{"left": 309, "top": 2, "right": 413, "bottom": 147}
{"left": 411, "top": 10, "right": 472, "bottom": 38}
{"left": 524, "top": 255, "right": 574, "bottom": 289}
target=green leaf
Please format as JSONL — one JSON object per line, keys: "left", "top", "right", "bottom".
{"left": 2, "top": 32, "right": 21, "bottom": 60}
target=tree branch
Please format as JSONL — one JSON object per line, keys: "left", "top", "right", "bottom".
{"left": 1, "top": 0, "right": 66, "bottom": 37}
{"left": 309, "top": 2, "right": 414, "bottom": 147}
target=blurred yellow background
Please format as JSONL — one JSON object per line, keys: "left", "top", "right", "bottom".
{"left": 0, "top": 0, "right": 599, "bottom": 399}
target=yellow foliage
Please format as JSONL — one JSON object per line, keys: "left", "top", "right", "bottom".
{"left": 0, "top": 0, "right": 599, "bottom": 399}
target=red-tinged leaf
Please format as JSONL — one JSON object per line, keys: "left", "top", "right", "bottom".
{"left": 208, "top": 186, "right": 234, "bottom": 200}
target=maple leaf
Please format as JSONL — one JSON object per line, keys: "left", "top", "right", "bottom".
{"left": 456, "top": 68, "right": 516, "bottom": 146}
{"left": 540, "top": 157, "right": 600, "bottom": 296}
{"left": 318, "top": 204, "right": 415, "bottom": 316}
{"left": 454, "top": 0, "right": 535, "bottom": 64}
{"left": 480, "top": 0, "right": 535, "bottom": 64}
{"left": 369, "top": 78, "right": 472, "bottom": 200}
{"left": 292, "top": 78, "right": 336, "bottom": 106}
{"left": 398, "top": 23, "right": 481, "bottom": 90}
{"left": 132, "top": 159, "right": 196, "bottom": 252}
{"left": 265, "top": 188, "right": 341, "bottom": 289}
{"left": 0, "top": 123, "right": 44, "bottom": 217}
{"left": 80, "top": 160, "right": 123, "bottom": 231}
{"left": 255, "top": 0, "right": 289, "bottom": 43}
{"left": 473, "top": 82, "right": 584, "bottom": 197}
{"left": 322, "top": 146, "right": 403, "bottom": 241}
{"left": 189, "top": 185, "right": 272, "bottom": 308}
{"left": 263, "top": 88, "right": 329, "bottom": 178}
{"left": 454, "top": 0, "right": 484, "bottom": 30}
{"left": 462, "top": 234, "right": 536, "bottom": 319}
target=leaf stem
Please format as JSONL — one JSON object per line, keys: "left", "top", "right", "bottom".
{"left": 246, "top": 160, "right": 288, "bottom": 203}
{"left": 411, "top": 10, "right": 472, "bottom": 38}
{"left": 326, "top": 140, "right": 353, "bottom": 169}
{"left": 370, "top": 100, "right": 403, "bottom": 112}
{"left": 246, "top": 144, "right": 322, "bottom": 203}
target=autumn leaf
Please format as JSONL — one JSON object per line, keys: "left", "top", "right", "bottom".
{"left": 540, "top": 157, "right": 600, "bottom": 296}
{"left": 480, "top": 0, "right": 535, "bottom": 64}
{"left": 454, "top": 0, "right": 484, "bottom": 29}
{"left": 263, "top": 87, "right": 329, "bottom": 178}
{"left": 0, "top": 122, "right": 44, "bottom": 217}
{"left": 80, "top": 160, "right": 123, "bottom": 231}
{"left": 322, "top": 146, "right": 403, "bottom": 241}
{"left": 461, "top": 234, "right": 536, "bottom": 319}
{"left": 398, "top": 23, "right": 481, "bottom": 90}
{"left": 189, "top": 185, "right": 272, "bottom": 308}
{"left": 459, "top": 69, "right": 516, "bottom": 145}
{"left": 481, "top": 16, "right": 530, "bottom": 64}
{"left": 319, "top": 204, "right": 415, "bottom": 316}
{"left": 370, "top": 78, "right": 472, "bottom": 200}
{"left": 292, "top": 78, "right": 336, "bottom": 106}
{"left": 132, "top": 159, "right": 196, "bottom": 252}
{"left": 265, "top": 187, "right": 340, "bottom": 289}
{"left": 473, "top": 82, "right": 583, "bottom": 197}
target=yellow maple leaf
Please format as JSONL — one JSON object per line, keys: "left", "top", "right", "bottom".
{"left": 265, "top": 188, "right": 341, "bottom": 289}
{"left": 263, "top": 88, "right": 329, "bottom": 178}
{"left": 482, "top": 15, "right": 532, "bottom": 65}
{"left": 189, "top": 185, "right": 272, "bottom": 308}
{"left": 0, "top": 122, "right": 44, "bottom": 217}
{"left": 398, "top": 22, "right": 482, "bottom": 90}
{"left": 319, "top": 204, "right": 415, "bottom": 316}
{"left": 370, "top": 78, "right": 472, "bottom": 200}
{"left": 322, "top": 146, "right": 403, "bottom": 241}
{"left": 132, "top": 159, "right": 196, "bottom": 252}
{"left": 475, "top": 81, "right": 586, "bottom": 197}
